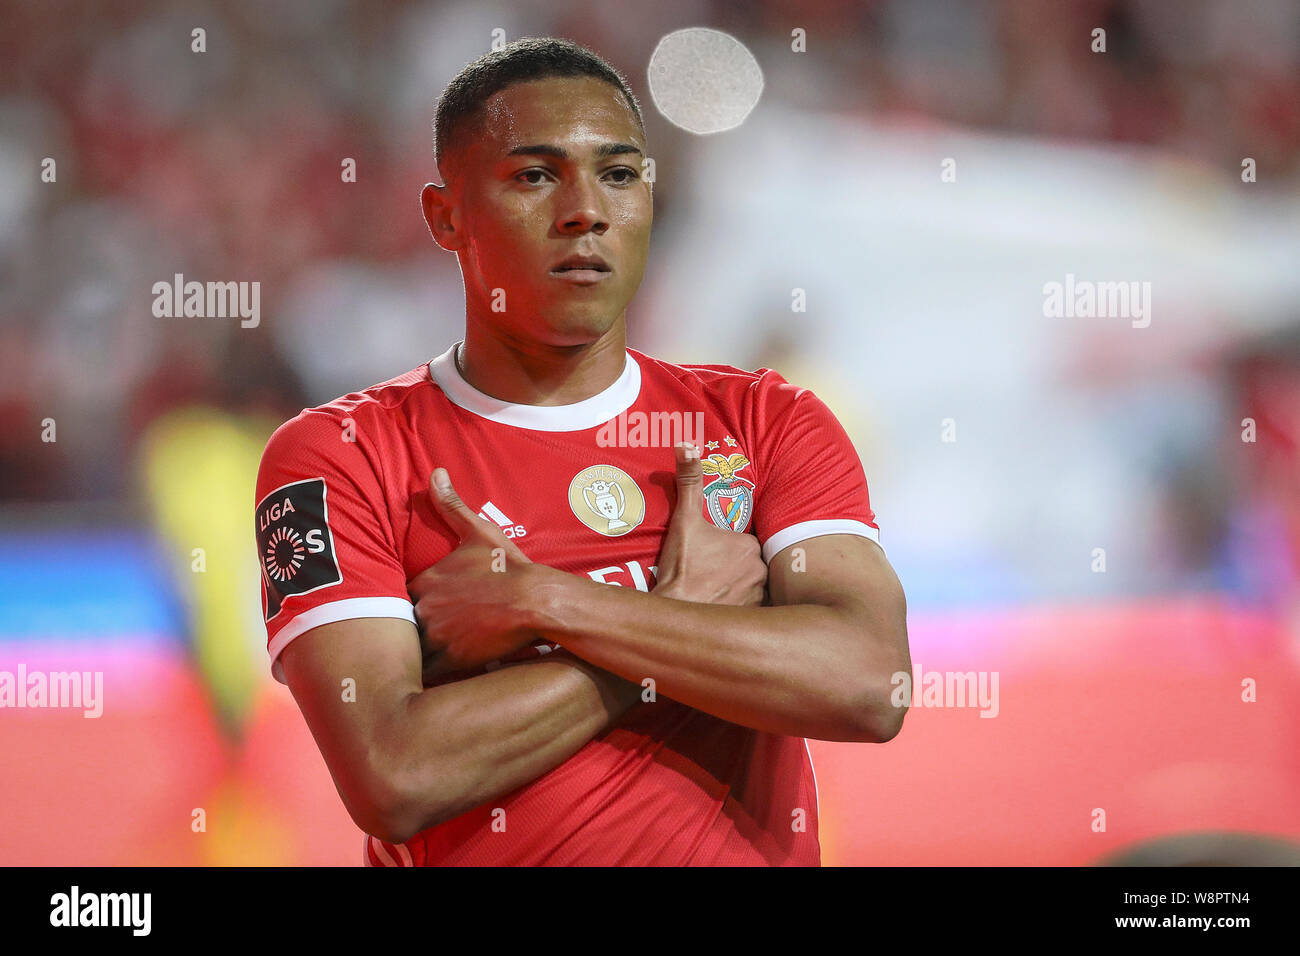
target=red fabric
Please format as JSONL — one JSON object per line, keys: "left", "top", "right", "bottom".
{"left": 254, "top": 347, "right": 880, "bottom": 865}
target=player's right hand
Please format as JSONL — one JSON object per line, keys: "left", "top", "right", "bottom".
{"left": 409, "top": 468, "right": 542, "bottom": 680}
{"left": 653, "top": 443, "right": 768, "bottom": 607}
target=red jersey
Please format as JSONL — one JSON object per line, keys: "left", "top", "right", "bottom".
{"left": 254, "top": 342, "right": 881, "bottom": 866}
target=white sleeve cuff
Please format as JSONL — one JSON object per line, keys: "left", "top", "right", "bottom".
{"left": 760, "top": 519, "right": 883, "bottom": 563}
{"left": 268, "top": 596, "right": 418, "bottom": 684}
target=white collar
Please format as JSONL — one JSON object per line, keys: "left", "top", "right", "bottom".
{"left": 428, "top": 341, "right": 641, "bottom": 431}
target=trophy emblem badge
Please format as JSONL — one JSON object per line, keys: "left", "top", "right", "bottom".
{"left": 568, "top": 464, "right": 646, "bottom": 537}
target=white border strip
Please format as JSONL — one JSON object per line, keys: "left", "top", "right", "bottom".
{"left": 803, "top": 737, "right": 821, "bottom": 829}
{"left": 760, "top": 519, "right": 883, "bottom": 564}
{"left": 268, "top": 596, "right": 417, "bottom": 684}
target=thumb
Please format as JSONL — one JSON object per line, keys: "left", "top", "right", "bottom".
{"left": 429, "top": 468, "right": 496, "bottom": 543}
{"left": 670, "top": 443, "right": 705, "bottom": 524}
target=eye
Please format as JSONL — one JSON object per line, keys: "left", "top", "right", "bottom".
{"left": 515, "top": 168, "right": 552, "bottom": 186}
{"left": 605, "top": 166, "right": 640, "bottom": 185}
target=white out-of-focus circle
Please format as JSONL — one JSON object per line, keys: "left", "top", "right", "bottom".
{"left": 647, "top": 28, "right": 764, "bottom": 134}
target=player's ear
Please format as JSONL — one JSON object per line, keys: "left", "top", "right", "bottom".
{"left": 420, "top": 182, "right": 462, "bottom": 252}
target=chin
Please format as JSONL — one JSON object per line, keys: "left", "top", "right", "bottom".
{"left": 537, "top": 309, "right": 620, "bottom": 346}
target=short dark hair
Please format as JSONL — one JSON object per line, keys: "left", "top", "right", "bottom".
{"left": 433, "top": 37, "right": 645, "bottom": 180}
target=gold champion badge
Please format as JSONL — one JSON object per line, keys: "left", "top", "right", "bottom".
{"left": 568, "top": 464, "right": 645, "bottom": 537}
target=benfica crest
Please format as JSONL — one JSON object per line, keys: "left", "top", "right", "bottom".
{"left": 701, "top": 452, "right": 754, "bottom": 532}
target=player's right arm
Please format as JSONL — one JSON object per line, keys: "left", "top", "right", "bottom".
{"left": 280, "top": 616, "right": 640, "bottom": 845}
{"left": 255, "top": 411, "right": 639, "bottom": 844}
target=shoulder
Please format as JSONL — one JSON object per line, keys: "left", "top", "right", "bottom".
{"left": 261, "top": 363, "right": 434, "bottom": 454}
{"left": 256, "top": 363, "right": 437, "bottom": 496}
{"left": 629, "top": 348, "right": 804, "bottom": 410}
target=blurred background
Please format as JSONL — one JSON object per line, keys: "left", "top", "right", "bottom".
{"left": 2, "top": 0, "right": 1299, "bottom": 865}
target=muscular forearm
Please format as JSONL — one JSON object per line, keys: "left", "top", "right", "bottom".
{"left": 384, "top": 650, "right": 640, "bottom": 842}
{"left": 529, "top": 572, "right": 900, "bottom": 741}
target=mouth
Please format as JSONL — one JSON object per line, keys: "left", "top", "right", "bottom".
{"left": 549, "top": 254, "right": 613, "bottom": 285}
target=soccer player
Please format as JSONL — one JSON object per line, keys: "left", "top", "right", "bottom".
{"left": 254, "top": 37, "right": 910, "bottom": 866}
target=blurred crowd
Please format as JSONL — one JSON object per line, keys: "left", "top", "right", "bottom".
{"left": 2, "top": 0, "right": 1299, "bottom": 611}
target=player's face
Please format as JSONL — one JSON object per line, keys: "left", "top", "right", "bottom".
{"left": 440, "top": 76, "right": 652, "bottom": 347}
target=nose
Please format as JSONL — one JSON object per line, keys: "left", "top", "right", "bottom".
{"left": 555, "top": 175, "right": 609, "bottom": 236}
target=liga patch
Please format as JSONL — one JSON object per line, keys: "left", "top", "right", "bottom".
{"left": 255, "top": 477, "right": 342, "bottom": 621}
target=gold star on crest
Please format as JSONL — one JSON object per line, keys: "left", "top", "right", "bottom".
{"left": 723, "top": 435, "right": 738, "bottom": 447}
{"left": 705, "top": 440, "right": 719, "bottom": 450}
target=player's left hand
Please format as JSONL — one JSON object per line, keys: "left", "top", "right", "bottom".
{"left": 408, "top": 468, "right": 545, "bottom": 680}
{"left": 654, "top": 442, "right": 767, "bottom": 606}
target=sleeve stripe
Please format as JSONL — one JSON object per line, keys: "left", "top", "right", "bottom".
{"left": 365, "top": 835, "right": 414, "bottom": 867}
{"left": 760, "top": 519, "right": 883, "bottom": 563}
{"left": 268, "top": 596, "right": 418, "bottom": 684}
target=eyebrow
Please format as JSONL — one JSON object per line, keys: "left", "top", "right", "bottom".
{"left": 504, "top": 143, "right": 644, "bottom": 160}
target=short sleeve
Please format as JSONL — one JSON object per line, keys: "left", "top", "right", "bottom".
{"left": 254, "top": 410, "right": 415, "bottom": 684}
{"left": 749, "top": 372, "right": 882, "bottom": 563}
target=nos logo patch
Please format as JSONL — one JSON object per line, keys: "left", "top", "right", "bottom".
{"left": 255, "top": 477, "right": 341, "bottom": 620}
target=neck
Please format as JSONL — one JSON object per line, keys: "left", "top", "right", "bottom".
{"left": 457, "top": 319, "right": 628, "bottom": 406}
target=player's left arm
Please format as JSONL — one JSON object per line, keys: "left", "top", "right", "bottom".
{"left": 417, "top": 376, "right": 909, "bottom": 742}
{"left": 418, "top": 447, "right": 909, "bottom": 742}
{"left": 526, "top": 522, "right": 909, "bottom": 744}
{"left": 526, "top": 377, "right": 910, "bottom": 743}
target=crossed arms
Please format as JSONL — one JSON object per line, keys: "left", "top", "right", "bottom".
{"left": 280, "top": 444, "right": 911, "bottom": 845}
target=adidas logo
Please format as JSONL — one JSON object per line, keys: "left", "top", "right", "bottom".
{"left": 477, "top": 501, "right": 527, "bottom": 539}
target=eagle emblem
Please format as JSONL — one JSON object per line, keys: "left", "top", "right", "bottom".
{"left": 701, "top": 452, "right": 754, "bottom": 533}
